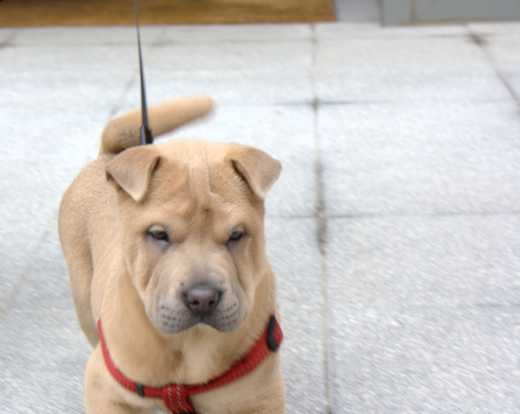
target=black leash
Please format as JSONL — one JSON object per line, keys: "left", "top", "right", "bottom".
{"left": 133, "top": 0, "right": 153, "bottom": 145}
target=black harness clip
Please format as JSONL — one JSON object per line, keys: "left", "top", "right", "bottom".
{"left": 266, "top": 315, "right": 280, "bottom": 352}
{"left": 136, "top": 383, "right": 145, "bottom": 397}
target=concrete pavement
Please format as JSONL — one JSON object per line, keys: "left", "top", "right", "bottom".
{"left": 0, "top": 9, "right": 519, "bottom": 414}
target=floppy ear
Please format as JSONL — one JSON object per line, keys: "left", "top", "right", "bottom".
{"left": 227, "top": 145, "right": 282, "bottom": 201}
{"left": 106, "top": 146, "right": 160, "bottom": 202}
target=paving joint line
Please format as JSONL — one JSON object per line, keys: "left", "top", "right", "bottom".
{"left": 1, "top": 29, "right": 20, "bottom": 47}
{"left": 105, "top": 27, "right": 165, "bottom": 137}
{"left": 467, "top": 29, "right": 520, "bottom": 108}
{"left": 334, "top": 303, "right": 520, "bottom": 311}
{"left": 266, "top": 214, "right": 315, "bottom": 220}
{"left": 157, "top": 37, "right": 312, "bottom": 47}
{"left": 84, "top": 28, "right": 166, "bottom": 164}
{"left": 325, "top": 210, "right": 520, "bottom": 220}
{"left": 0, "top": 219, "right": 54, "bottom": 324}
{"left": 310, "top": 23, "right": 333, "bottom": 414}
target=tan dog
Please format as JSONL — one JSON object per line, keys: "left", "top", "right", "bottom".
{"left": 58, "top": 96, "right": 285, "bottom": 414}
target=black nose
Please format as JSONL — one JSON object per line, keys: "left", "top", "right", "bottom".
{"left": 183, "top": 286, "right": 221, "bottom": 316}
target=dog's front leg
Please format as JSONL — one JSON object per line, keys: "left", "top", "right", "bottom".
{"left": 85, "top": 347, "right": 153, "bottom": 414}
{"left": 192, "top": 354, "right": 286, "bottom": 414}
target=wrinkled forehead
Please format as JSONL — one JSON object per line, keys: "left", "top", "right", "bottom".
{"left": 146, "top": 142, "right": 251, "bottom": 216}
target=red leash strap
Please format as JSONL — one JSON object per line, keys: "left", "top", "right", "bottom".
{"left": 97, "top": 316, "right": 283, "bottom": 414}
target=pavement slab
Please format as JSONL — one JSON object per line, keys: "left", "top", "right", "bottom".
{"left": 0, "top": 218, "right": 51, "bottom": 308}
{"left": 266, "top": 218, "right": 328, "bottom": 413}
{"left": 315, "top": 21, "right": 468, "bottom": 39}
{"left": 0, "top": 28, "right": 18, "bottom": 44}
{"left": 319, "top": 100, "right": 520, "bottom": 216}
{"left": 476, "top": 28, "right": 520, "bottom": 100}
{"left": 118, "top": 38, "right": 314, "bottom": 107}
{"left": 266, "top": 218, "right": 323, "bottom": 308}
{"left": 328, "top": 307, "right": 520, "bottom": 413}
{"left": 120, "top": 69, "right": 314, "bottom": 106}
{"left": 0, "top": 106, "right": 108, "bottom": 156}
{"left": 326, "top": 215, "right": 520, "bottom": 309}
{"left": 159, "top": 23, "right": 312, "bottom": 44}
{"left": 280, "top": 307, "right": 328, "bottom": 414}
{"left": 321, "top": 144, "right": 520, "bottom": 216}
{"left": 315, "top": 30, "right": 512, "bottom": 103}
{"left": 0, "top": 307, "right": 90, "bottom": 414}
{"left": 0, "top": 153, "right": 87, "bottom": 220}
{"left": 10, "top": 25, "right": 162, "bottom": 46}
{"left": 9, "top": 226, "right": 73, "bottom": 312}
{"left": 264, "top": 152, "right": 317, "bottom": 218}
{"left": 169, "top": 104, "right": 316, "bottom": 156}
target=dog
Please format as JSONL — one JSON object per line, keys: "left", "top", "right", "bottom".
{"left": 58, "top": 96, "right": 285, "bottom": 414}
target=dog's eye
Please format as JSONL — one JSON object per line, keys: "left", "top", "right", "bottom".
{"left": 228, "top": 230, "right": 244, "bottom": 242}
{"left": 148, "top": 228, "right": 169, "bottom": 242}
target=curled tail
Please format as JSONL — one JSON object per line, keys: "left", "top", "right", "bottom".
{"left": 100, "top": 95, "right": 215, "bottom": 155}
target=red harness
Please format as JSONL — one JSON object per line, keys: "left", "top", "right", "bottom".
{"left": 97, "top": 315, "right": 283, "bottom": 414}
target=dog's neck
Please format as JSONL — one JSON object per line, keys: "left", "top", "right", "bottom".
{"left": 100, "top": 264, "right": 275, "bottom": 386}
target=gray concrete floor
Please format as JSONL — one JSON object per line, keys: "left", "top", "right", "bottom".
{"left": 1, "top": 2, "right": 520, "bottom": 413}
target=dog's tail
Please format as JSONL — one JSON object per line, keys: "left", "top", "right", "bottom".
{"left": 100, "top": 95, "right": 215, "bottom": 155}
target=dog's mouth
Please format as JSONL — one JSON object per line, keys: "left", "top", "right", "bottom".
{"left": 155, "top": 295, "right": 242, "bottom": 335}
{"left": 191, "top": 310, "right": 241, "bottom": 333}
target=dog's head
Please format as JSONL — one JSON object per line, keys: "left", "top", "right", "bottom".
{"left": 106, "top": 139, "right": 281, "bottom": 335}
